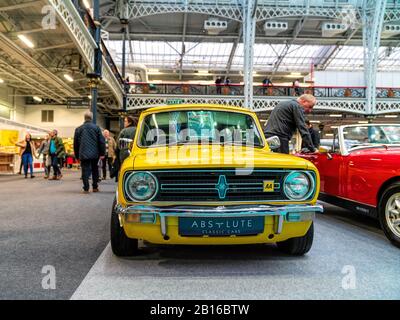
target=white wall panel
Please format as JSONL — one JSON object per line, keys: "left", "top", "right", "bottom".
{"left": 24, "top": 105, "right": 106, "bottom": 138}
{"left": 314, "top": 71, "right": 400, "bottom": 87}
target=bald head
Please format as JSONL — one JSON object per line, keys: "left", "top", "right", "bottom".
{"left": 84, "top": 111, "right": 93, "bottom": 122}
{"left": 103, "top": 129, "right": 110, "bottom": 138}
{"left": 297, "top": 94, "right": 316, "bottom": 114}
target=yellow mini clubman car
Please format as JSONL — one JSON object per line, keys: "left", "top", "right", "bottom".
{"left": 111, "top": 104, "right": 323, "bottom": 256}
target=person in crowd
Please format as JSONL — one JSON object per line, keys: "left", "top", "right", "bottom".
{"left": 74, "top": 111, "right": 105, "bottom": 194}
{"left": 15, "top": 133, "right": 37, "bottom": 179}
{"left": 262, "top": 77, "right": 272, "bottom": 95}
{"left": 224, "top": 77, "right": 231, "bottom": 85}
{"left": 118, "top": 116, "right": 137, "bottom": 164}
{"left": 215, "top": 76, "right": 222, "bottom": 94}
{"left": 124, "top": 76, "right": 131, "bottom": 94}
{"left": 264, "top": 94, "right": 318, "bottom": 154}
{"left": 102, "top": 129, "right": 117, "bottom": 180}
{"left": 111, "top": 116, "right": 137, "bottom": 182}
{"left": 49, "top": 130, "right": 64, "bottom": 180}
{"left": 302, "top": 119, "right": 320, "bottom": 150}
{"left": 293, "top": 79, "right": 301, "bottom": 96}
{"left": 18, "top": 159, "right": 23, "bottom": 175}
{"left": 38, "top": 134, "right": 51, "bottom": 179}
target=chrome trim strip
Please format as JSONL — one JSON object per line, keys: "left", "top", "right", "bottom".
{"left": 117, "top": 204, "right": 323, "bottom": 217}
{"left": 117, "top": 204, "right": 322, "bottom": 237}
{"left": 160, "top": 215, "right": 167, "bottom": 237}
{"left": 276, "top": 215, "right": 284, "bottom": 234}
{"left": 122, "top": 169, "right": 316, "bottom": 203}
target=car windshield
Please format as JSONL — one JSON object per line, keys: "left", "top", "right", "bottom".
{"left": 343, "top": 125, "right": 400, "bottom": 150}
{"left": 139, "top": 110, "right": 264, "bottom": 148}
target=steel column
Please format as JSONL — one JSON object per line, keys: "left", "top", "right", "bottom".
{"left": 363, "top": 0, "right": 387, "bottom": 115}
{"left": 90, "top": 0, "right": 103, "bottom": 124}
{"left": 243, "top": 0, "right": 256, "bottom": 110}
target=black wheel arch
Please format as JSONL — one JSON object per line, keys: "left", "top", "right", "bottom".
{"left": 377, "top": 176, "right": 400, "bottom": 207}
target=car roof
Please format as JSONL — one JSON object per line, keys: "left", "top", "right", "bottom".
{"left": 142, "top": 104, "right": 255, "bottom": 115}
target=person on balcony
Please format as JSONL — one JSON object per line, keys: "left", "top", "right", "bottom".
{"left": 264, "top": 94, "right": 318, "bottom": 154}
{"left": 262, "top": 77, "right": 272, "bottom": 95}
{"left": 215, "top": 76, "right": 222, "bottom": 94}
{"left": 293, "top": 79, "right": 301, "bottom": 96}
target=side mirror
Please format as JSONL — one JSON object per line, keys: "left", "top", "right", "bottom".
{"left": 318, "top": 146, "right": 329, "bottom": 153}
{"left": 266, "top": 136, "right": 280, "bottom": 150}
{"left": 119, "top": 138, "right": 133, "bottom": 150}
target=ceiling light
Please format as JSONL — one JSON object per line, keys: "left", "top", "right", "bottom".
{"left": 310, "top": 120, "right": 320, "bottom": 123}
{"left": 329, "top": 114, "right": 342, "bottom": 117}
{"left": 358, "top": 121, "right": 369, "bottom": 124}
{"left": 325, "top": 133, "right": 334, "bottom": 137}
{"left": 331, "top": 126, "right": 339, "bottom": 129}
{"left": 290, "top": 72, "right": 302, "bottom": 76}
{"left": 197, "top": 70, "right": 209, "bottom": 74}
{"left": 88, "top": 95, "right": 92, "bottom": 100}
{"left": 33, "top": 96, "right": 42, "bottom": 102}
{"left": 82, "top": 0, "right": 91, "bottom": 9}
{"left": 384, "top": 115, "right": 398, "bottom": 118}
{"left": 0, "top": 78, "right": 4, "bottom": 84}
{"left": 18, "top": 34, "right": 34, "bottom": 48}
{"left": 64, "top": 74, "right": 74, "bottom": 82}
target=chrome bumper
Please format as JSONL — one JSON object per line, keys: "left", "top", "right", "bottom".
{"left": 115, "top": 203, "right": 323, "bottom": 236}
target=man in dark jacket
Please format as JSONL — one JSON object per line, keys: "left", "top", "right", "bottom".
{"left": 302, "top": 119, "right": 320, "bottom": 150}
{"left": 264, "top": 94, "right": 318, "bottom": 154}
{"left": 74, "top": 111, "right": 106, "bottom": 193}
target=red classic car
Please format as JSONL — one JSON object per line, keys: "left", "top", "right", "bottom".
{"left": 299, "top": 124, "right": 400, "bottom": 247}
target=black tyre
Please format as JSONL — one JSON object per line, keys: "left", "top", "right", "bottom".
{"left": 276, "top": 222, "right": 314, "bottom": 255}
{"left": 110, "top": 198, "right": 140, "bottom": 256}
{"left": 378, "top": 184, "right": 400, "bottom": 248}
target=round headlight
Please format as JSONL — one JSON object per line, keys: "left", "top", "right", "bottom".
{"left": 283, "top": 171, "right": 312, "bottom": 200}
{"left": 125, "top": 172, "right": 158, "bottom": 201}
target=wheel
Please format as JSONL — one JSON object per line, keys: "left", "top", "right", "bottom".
{"left": 276, "top": 222, "right": 314, "bottom": 255}
{"left": 110, "top": 198, "right": 140, "bottom": 256}
{"left": 378, "top": 184, "right": 400, "bottom": 248}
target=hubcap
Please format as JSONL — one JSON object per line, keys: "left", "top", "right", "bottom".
{"left": 385, "top": 193, "right": 400, "bottom": 238}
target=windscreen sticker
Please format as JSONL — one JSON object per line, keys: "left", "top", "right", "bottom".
{"left": 187, "top": 111, "right": 215, "bottom": 140}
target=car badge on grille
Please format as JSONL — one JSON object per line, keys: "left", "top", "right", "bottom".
{"left": 215, "top": 175, "right": 229, "bottom": 199}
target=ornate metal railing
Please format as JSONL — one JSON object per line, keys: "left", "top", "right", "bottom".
{"left": 61, "top": 1, "right": 124, "bottom": 107}
{"left": 47, "top": 0, "right": 97, "bottom": 71}
{"left": 128, "top": 83, "right": 400, "bottom": 99}
{"left": 125, "top": 94, "right": 371, "bottom": 114}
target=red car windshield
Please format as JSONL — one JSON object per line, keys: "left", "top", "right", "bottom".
{"left": 343, "top": 125, "right": 400, "bottom": 149}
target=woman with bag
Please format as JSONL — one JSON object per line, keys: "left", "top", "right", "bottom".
{"left": 15, "top": 133, "right": 38, "bottom": 179}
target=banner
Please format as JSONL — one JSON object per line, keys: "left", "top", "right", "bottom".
{"left": 0, "top": 129, "right": 19, "bottom": 154}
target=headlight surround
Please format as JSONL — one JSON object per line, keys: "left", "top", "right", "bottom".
{"left": 283, "top": 171, "right": 314, "bottom": 200}
{"left": 125, "top": 171, "right": 158, "bottom": 201}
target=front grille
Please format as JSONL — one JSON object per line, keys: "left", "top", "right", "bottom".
{"left": 124, "top": 169, "right": 315, "bottom": 202}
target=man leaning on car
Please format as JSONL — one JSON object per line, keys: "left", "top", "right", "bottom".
{"left": 264, "top": 94, "right": 318, "bottom": 154}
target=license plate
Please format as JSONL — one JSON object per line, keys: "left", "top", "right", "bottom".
{"left": 178, "top": 216, "right": 265, "bottom": 236}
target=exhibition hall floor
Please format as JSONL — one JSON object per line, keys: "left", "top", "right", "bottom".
{"left": 1, "top": 171, "right": 399, "bottom": 300}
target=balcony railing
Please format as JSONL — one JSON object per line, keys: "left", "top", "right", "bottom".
{"left": 72, "top": 2, "right": 124, "bottom": 86}
{"left": 127, "top": 83, "right": 400, "bottom": 99}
